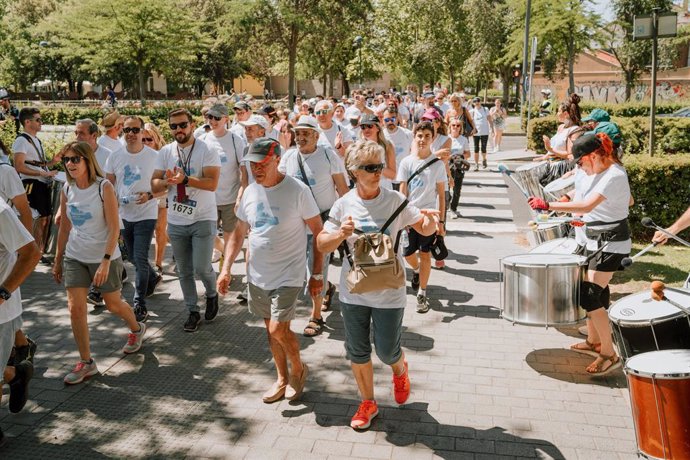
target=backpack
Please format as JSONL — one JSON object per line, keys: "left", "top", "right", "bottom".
{"left": 340, "top": 199, "right": 408, "bottom": 294}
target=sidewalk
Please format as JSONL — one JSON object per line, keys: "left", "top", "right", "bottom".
{"left": 1, "top": 162, "right": 638, "bottom": 459}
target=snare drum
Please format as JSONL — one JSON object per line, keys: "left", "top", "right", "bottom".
{"left": 531, "top": 222, "right": 568, "bottom": 245}
{"left": 515, "top": 162, "right": 548, "bottom": 200}
{"left": 609, "top": 289, "right": 690, "bottom": 361}
{"left": 501, "top": 253, "right": 587, "bottom": 326}
{"left": 529, "top": 238, "right": 579, "bottom": 255}
{"left": 543, "top": 175, "right": 575, "bottom": 201}
{"left": 625, "top": 350, "right": 690, "bottom": 460}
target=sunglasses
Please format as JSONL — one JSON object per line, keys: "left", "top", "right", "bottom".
{"left": 358, "top": 163, "right": 385, "bottom": 173}
{"left": 314, "top": 110, "right": 329, "bottom": 116}
{"left": 361, "top": 124, "right": 377, "bottom": 130}
{"left": 142, "top": 137, "right": 154, "bottom": 142}
{"left": 383, "top": 117, "right": 396, "bottom": 123}
{"left": 207, "top": 115, "right": 223, "bottom": 121}
{"left": 62, "top": 156, "right": 82, "bottom": 165}
{"left": 33, "top": 117, "right": 42, "bottom": 123}
{"left": 169, "top": 122, "right": 190, "bottom": 130}
{"left": 450, "top": 124, "right": 461, "bottom": 128}
{"left": 123, "top": 127, "right": 142, "bottom": 134}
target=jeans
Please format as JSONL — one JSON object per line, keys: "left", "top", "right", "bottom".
{"left": 450, "top": 169, "right": 466, "bottom": 212}
{"left": 168, "top": 220, "right": 217, "bottom": 313}
{"left": 122, "top": 219, "right": 157, "bottom": 307}
{"left": 473, "top": 135, "right": 489, "bottom": 154}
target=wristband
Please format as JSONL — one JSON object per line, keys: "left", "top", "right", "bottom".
{"left": 182, "top": 175, "right": 189, "bottom": 186}
{"left": 439, "top": 221, "right": 445, "bottom": 224}
{"left": 103, "top": 254, "right": 111, "bottom": 260}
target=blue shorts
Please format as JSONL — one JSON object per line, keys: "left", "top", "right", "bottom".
{"left": 340, "top": 302, "right": 404, "bottom": 365}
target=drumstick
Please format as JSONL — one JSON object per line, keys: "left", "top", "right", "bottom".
{"left": 497, "top": 163, "right": 529, "bottom": 198}
{"left": 620, "top": 242, "right": 658, "bottom": 268}
{"left": 650, "top": 281, "right": 690, "bottom": 315}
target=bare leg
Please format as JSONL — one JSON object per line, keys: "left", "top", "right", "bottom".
{"left": 101, "top": 291, "right": 140, "bottom": 331}
{"left": 154, "top": 207, "right": 168, "bottom": 268}
{"left": 351, "top": 361, "right": 375, "bottom": 400}
{"left": 405, "top": 253, "right": 420, "bottom": 271}
{"left": 264, "top": 318, "right": 289, "bottom": 385}
{"left": 66, "top": 288, "right": 91, "bottom": 362}
{"left": 418, "top": 252, "right": 432, "bottom": 290}
{"left": 14, "top": 329, "right": 28, "bottom": 347}
{"left": 268, "top": 320, "right": 303, "bottom": 377}
{"left": 33, "top": 216, "right": 49, "bottom": 254}
{"left": 390, "top": 353, "right": 406, "bottom": 376}
{"left": 584, "top": 270, "right": 616, "bottom": 371}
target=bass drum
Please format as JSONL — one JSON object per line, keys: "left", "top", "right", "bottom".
{"left": 529, "top": 238, "right": 578, "bottom": 255}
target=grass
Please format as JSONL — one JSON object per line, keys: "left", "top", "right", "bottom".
{"left": 610, "top": 242, "right": 690, "bottom": 300}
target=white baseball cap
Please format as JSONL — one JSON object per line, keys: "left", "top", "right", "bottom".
{"left": 294, "top": 116, "right": 319, "bottom": 131}
{"left": 240, "top": 114, "right": 269, "bottom": 130}
{"left": 344, "top": 107, "right": 361, "bottom": 120}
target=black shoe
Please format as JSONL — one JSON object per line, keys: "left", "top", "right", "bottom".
{"left": 0, "top": 427, "right": 6, "bottom": 447}
{"left": 9, "top": 360, "right": 34, "bottom": 413}
{"left": 145, "top": 274, "right": 162, "bottom": 298}
{"left": 121, "top": 267, "right": 128, "bottom": 283}
{"left": 184, "top": 312, "right": 201, "bottom": 332}
{"left": 133, "top": 303, "right": 149, "bottom": 323}
{"left": 482, "top": 159, "right": 487, "bottom": 169}
{"left": 13, "top": 337, "right": 37, "bottom": 365}
{"left": 87, "top": 289, "right": 104, "bottom": 307}
{"left": 237, "top": 288, "right": 248, "bottom": 305}
{"left": 205, "top": 295, "right": 219, "bottom": 321}
{"left": 411, "top": 273, "right": 420, "bottom": 291}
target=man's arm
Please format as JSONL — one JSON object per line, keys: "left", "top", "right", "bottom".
{"left": 188, "top": 166, "right": 220, "bottom": 192}
{"left": 14, "top": 152, "right": 52, "bottom": 178}
{"left": 436, "top": 181, "right": 446, "bottom": 236}
{"left": 151, "top": 169, "right": 169, "bottom": 194}
{"left": 653, "top": 205, "right": 690, "bottom": 244}
{"left": 11, "top": 194, "right": 32, "bottom": 232}
{"left": 306, "top": 215, "right": 324, "bottom": 275}
{"left": 0, "top": 239, "right": 40, "bottom": 305}
{"left": 217, "top": 220, "right": 250, "bottom": 295}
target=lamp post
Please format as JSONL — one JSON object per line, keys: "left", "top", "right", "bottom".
{"left": 39, "top": 41, "right": 55, "bottom": 102}
{"left": 353, "top": 36, "right": 363, "bottom": 89}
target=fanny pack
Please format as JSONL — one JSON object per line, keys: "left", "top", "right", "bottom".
{"left": 585, "top": 218, "right": 630, "bottom": 243}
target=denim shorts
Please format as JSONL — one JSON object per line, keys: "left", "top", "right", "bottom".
{"left": 340, "top": 301, "right": 404, "bottom": 365}
{"left": 63, "top": 257, "right": 124, "bottom": 293}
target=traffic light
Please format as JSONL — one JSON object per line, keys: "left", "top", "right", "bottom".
{"left": 534, "top": 58, "right": 542, "bottom": 72}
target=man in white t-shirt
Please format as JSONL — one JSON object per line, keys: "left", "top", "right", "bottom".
{"left": 278, "top": 117, "right": 348, "bottom": 336}
{"left": 151, "top": 109, "right": 221, "bottom": 333}
{"left": 199, "top": 103, "right": 247, "bottom": 260}
{"left": 75, "top": 118, "right": 113, "bottom": 172}
{"left": 98, "top": 110, "right": 124, "bottom": 153}
{"left": 0, "top": 199, "right": 41, "bottom": 430}
{"left": 229, "top": 101, "right": 251, "bottom": 141}
{"left": 217, "top": 138, "right": 322, "bottom": 403}
{"left": 382, "top": 107, "right": 413, "bottom": 190}
{"left": 105, "top": 116, "right": 163, "bottom": 323}
{"left": 12, "top": 107, "right": 62, "bottom": 256}
{"left": 397, "top": 122, "right": 447, "bottom": 313}
{"left": 314, "top": 100, "right": 352, "bottom": 159}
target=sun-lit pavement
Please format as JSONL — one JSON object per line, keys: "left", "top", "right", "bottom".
{"left": 1, "top": 156, "right": 639, "bottom": 459}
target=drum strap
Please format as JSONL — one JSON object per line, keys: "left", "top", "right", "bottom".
{"left": 585, "top": 218, "right": 630, "bottom": 243}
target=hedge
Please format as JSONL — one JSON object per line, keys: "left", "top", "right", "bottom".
{"left": 34, "top": 104, "right": 206, "bottom": 126}
{"left": 526, "top": 116, "right": 690, "bottom": 155}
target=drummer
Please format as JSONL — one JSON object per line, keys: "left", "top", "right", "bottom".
{"left": 535, "top": 94, "right": 581, "bottom": 163}
{"left": 528, "top": 133, "right": 630, "bottom": 376}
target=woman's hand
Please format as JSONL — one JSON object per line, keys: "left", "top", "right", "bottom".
{"left": 93, "top": 259, "right": 110, "bottom": 287}
{"left": 339, "top": 216, "right": 354, "bottom": 240}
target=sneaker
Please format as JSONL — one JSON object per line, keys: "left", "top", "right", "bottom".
{"left": 411, "top": 273, "right": 420, "bottom": 292}
{"left": 13, "top": 337, "right": 37, "bottom": 365}
{"left": 133, "top": 302, "right": 149, "bottom": 323}
{"left": 155, "top": 265, "right": 163, "bottom": 277}
{"left": 122, "top": 322, "right": 146, "bottom": 354}
{"left": 184, "top": 312, "right": 201, "bottom": 332}
{"left": 9, "top": 360, "right": 34, "bottom": 413}
{"left": 212, "top": 249, "right": 222, "bottom": 263}
{"left": 350, "top": 400, "right": 379, "bottom": 430}
{"left": 121, "top": 267, "right": 128, "bottom": 283}
{"left": 205, "top": 295, "right": 219, "bottom": 321}
{"left": 64, "top": 359, "right": 99, "bottom": 385}
{"left": 482, "top": 159, "right": 488, "bottom": 169}
{"left": 434, "top": 259, "right": 445, "bottom": 270}
{"left": 474, "top": 165, "right": 479, "bottom": 172}
{"left": 145, "top": 273, "right": 162, "bottom": 298}
{"left": 416, "top": 294, "right": 429, "bottom": 313}
{"left": 393, "top": 361, "right": 411, "bottom": 404}
{"left": 237, "top": 288, "right": 248, "bottom": 304}
{"left": 451, "top": 210, "right": 461, "bottom": 219}
{"left": 87, "top": 289, "right": 104, "bottom": 307}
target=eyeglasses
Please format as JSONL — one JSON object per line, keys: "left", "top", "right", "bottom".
{"left": 314, "top": 110, "right": 329, "bottom": 116}
{"left": 358, "top": 163, "right": 385, "bottom": 173}
{"left": 123, "top": 127, "right": 142, "bottom": 134}
{"left": 169, "top": 122, "right": 190, "bottom": 130}
{"left": 142, "top": 137, "right": 154, "bottom": 143}
{"left": 207, "top": 115, "right": 223, "bottom": 121}
{"left": 62, "top": 156, "right": 82, "bottom": 165}
{"left": 383, "top": 117, "right": 396, "bottom": 123}
{"left": 32, "top": 117, "right": 42, "bottom": 123}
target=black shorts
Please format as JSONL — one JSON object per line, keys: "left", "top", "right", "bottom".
{"left": 585, "top": 249, "right": 628, "bottom": 272}
{"left": 403, "top": 228, "right": 436, "bottom": 256}
{"left": 22, "top": 179, "right": 52, "bottom": 217}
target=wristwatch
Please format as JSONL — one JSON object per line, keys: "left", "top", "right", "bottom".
{"left": 311, "top": 274, "right": 324, "bottom": 281}
{"left": 146, "top": 192, "right": 153, "bottom": 200}
{"left": 182, "top": 175, "right": 190, "bottom": 186}
{"left": 0, "top": 287, "right": 11, "bottom": 301}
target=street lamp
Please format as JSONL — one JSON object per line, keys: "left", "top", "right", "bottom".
{"left": 39, "top": 41, "right": 55, "bottom": 102}
{"left": 353, "top": 36, "right": 363, "bottom": 89}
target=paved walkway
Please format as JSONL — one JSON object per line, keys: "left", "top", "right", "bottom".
{"left": 1, "top": 162, "right": 638, "bottom": 459}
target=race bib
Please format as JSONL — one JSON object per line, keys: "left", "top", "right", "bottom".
{"left": 170, "top": 197, "right": 198, "bottom": 220}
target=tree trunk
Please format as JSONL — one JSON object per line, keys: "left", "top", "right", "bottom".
{"left": 342, "top": 73, "right": 350, "bottom": 97}
{"left": 322, "top": 71, "right": 328, "bottom": 96}
{"left": 567, "top": 35, "right": 575, "bottom": 95}
{"left": 137, "top": 63, "right": 146, "bottom": 105}
{"left": 449, "top": 69, "right": 455, "bottom": 94}
{"left": 501, "top": 69, "right": 510, "bottom": 105}
{"left": 329, "top": 72, "right": 335, "bottom": 97}
{"left": 288, "top": 25, "right": 298, "bottom": 109}
{"left": 625, "top": 69, "right": 633, "bottom": 102}
{"left": 77, "top": 81, "right": 83, "bottom": 99}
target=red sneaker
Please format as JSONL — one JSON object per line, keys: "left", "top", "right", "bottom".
{"left": 393, "top": 361, "right": 410, "bottom": 404}
{"left": 350, "top": 399, "right": 379, "bottom": 430}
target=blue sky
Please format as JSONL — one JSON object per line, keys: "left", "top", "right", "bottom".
{"left": 589, "top": 0, "right": 614, "bottom": 22}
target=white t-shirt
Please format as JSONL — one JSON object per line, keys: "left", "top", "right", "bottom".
{"left": 581, "top": 163, "right": 631, "bottom": 254}
{"left": 319, "top": 122, "right": 353, "bottom": 149}
{"left": 450, "top": 134, "right": 470, "bottom": 155}
{"left": 229, "top": 123, "right": 247, "bottom": 142}
{"left": 236, "top": 175, "right": 320, "bottom": 290}
{"left": 470, "top": 107, "right": 491, "bottom": 136}
{"left": 12, "top": 134, "right": 49, "bottom": 183}
{"left": 384, "top": 127, "right": 413, "bottom": 169}
{"left": 323, "top": 188, "right": 422, "bottom": 309}
{"left": 193, "top": 124, "right": 211, "bottom": 139}
{"left": 278, "top": 145, "right": 346, "bottom": 213}
{"left": 200, "top": 130, "right": 246, "bottom": 206}
{"left": 431, "top": 134, "right": 450, "bottom": 153}
{"left": 97, "top": 135, "right": 123, "bottom": 153}
{"left": 104, "top": 145, "right": 159, "bottom": 222}
{"left": 94, "top": 145, "right": 112, "bottom": 173}
{"left": 550, "top": 125, "right": 578, "bottom": 153}
{"left": 0, "top": 163, "right": 26, "bottom": 202}
{"left": 573, "top": 168, "right": 591, "bottom": 247}
{"left": 0, "top": 199, "right": 33, "bottom": 324}
{"left": 397, "top": 155, "right": 447, "bottom": 209}
{"left": 155, "top": 140, "right": 221, "bottom": 225}
{"left": 64, "top": 179, "right": 122, "bottom": 264}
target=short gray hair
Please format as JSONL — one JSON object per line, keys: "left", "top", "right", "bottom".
{"left": 76, "top": 118, "right": 99, "bottom": 135}
{"left": 344, "top": 140, "right": 384, "bottom": 182}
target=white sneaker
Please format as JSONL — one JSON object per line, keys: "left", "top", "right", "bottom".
{"left": 64, "top": 360, "right": 99, "bottom": 385}
{"left": 122, "top": 322, "right": 146, "bottom": 354}
{"left": 416, "top": 294, "right": 429, "bottom": 313}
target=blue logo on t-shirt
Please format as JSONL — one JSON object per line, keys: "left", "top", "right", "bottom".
{"left": 220, "top": 153, "right": 228, "bottom": 164}
{"left": 176, "top": 160, "right": 196, "bottom": 176}
{"left": 123, "top": 165, "right": 141, "bottom": 186}
{"left": 296, "top": 171, "right": 316, "bottom": 186}
{"left": 409, "top": 176, "right": 424, "bottom": 192}
{"left": 357, "top": 218, "right": 391, "bottom": 236}
{"left": 254, "top": 202, "right": 279, "bottom": 230}
{"left": 68, "top": 204, "right": 93, "bottom": 227}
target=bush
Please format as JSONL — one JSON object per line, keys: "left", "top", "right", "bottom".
{"left": 29, "top": 104, "right": 207, "bottom": 126}
{"left": 626, "top": 153, "right": 690, "bottom": 240}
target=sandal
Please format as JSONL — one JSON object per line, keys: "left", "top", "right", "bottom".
{"left": 586, "top": 353, "right": 622, "bottom": 376}
{"left": 321, "top": 282, "right": 336, "bottom": 312}
{"left": 303, "top": 317, "right": 324, "bottom": 337}
{"left": 569, "top": 340, "right": 601, "bottom": 357}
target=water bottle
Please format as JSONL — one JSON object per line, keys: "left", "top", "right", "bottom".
{"left": 120, "top": 194, "right": 139, "bottom": 205}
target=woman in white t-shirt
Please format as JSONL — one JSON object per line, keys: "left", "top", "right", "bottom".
{"left": 358, "top": 114, "right": 396, "bottom": 190}
{"left": 537, "top": 93, "right": 581, "bottom": 161}
{"left": 469, "top": 98, "right": 493, "bottom": 170}
{"left": 317, "top": 140, "right": 438, "bottom": 431}
{"left": 53, "top": 141, "right": 146, "bottom": 385}
{"left": 529, "top": 133, "right": 630, "bottom": 376}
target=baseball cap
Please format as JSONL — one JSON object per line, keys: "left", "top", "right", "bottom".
{"left": 570, "top": 133, "right": 602, "bottom": 165}
{"left": 207, "top": 103, "right": 228, "bottom": 118}
{"left": 239, "top": 114, "right": 269, "bottom": 130}
{"left": 421, "top": 108, "right": 442, "bottom": 121}
{"left": 344, "top": 107, "right": 361, "bottom": 120}
{"left": 422, "top": 91, "right": 435, "bottom": 99}
{"left": 234, "top": 101, "right": 250, "bottom": 111}
{"left": 359, "top": 114, "right": 380, "bottom": 126}
{"left": 244, "top": 137, "right": 281, "bottom": 163}
{"left": 102, "top": 110, "right": 122, "bottom": 128}
{"left": 472, "top": 97, "right": 481, "bottom": 103}
{"left": 582, "top": 108, "right": 610, "bottom": 123}
{"left": 257, "top": 104, "right": 276, "bottom": 116}
{"left": 294, "top": 116, "right": 319, "bottom": 131}
{"left": 593, "top": 121, "right": 621, "bottom": 147}
{"left": 314, "top": 100, "right": 333, "bottom": 112}
{"left": 0, "top": 88, "right": 9, "bottom": 100}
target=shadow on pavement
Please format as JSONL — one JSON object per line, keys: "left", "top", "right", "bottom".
{"left": 525, "top": 348, "right": 627, "bottom": 388}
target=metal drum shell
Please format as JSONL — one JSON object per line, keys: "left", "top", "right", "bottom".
{"left": 543, "top": 175, "right": 576, "bottom": 201}
{"left": 515, "top": 162, "right": 548, "bottom": 200}
{"left": 531, "top": 222, "right": 568, "bottom": 245}
{"left": 501, "top": 253, "right": 587, "bottom": 327}
{"left": 529, "top": 238, "right": 579, "bottom": 255}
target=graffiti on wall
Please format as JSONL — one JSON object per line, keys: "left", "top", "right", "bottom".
{"left": 574, "top": 81, "right": 687, "bottom": 103}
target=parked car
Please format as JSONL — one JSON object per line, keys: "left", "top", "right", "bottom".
{"left": 658, "top": 107, "right": 690, "bottom": 118}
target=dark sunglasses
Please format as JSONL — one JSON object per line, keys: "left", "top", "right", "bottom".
{"left": 450, "top": 124, "right": 462, "bottom": 128}
{"left": 33, "top": 117, "right": 42, "bottom": 123}
{"left": 142, "top": 137, "right": 154, "bottom": 142}
{"left": 314, "top": 110, "right": 329, "bottom": 116}
{"left": 383, "top": 117, "right": 396, "bottom": 123}
{"left": 62, "top": 156, "right": 82, "bottom": 165}
{"left": 169, "top": 122, "right": 190, "bottom": 130}
{"left": 123, "top": 127, "right": 142, "bottom": 134}
{"left": 358, "top": 163, "right": 385, "bottom": 173}
{"left": 360, "top": 124, "right": 377, "bottom": 130}
{"left": 207, "top": 115, "right": 223, "bottom": 121}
